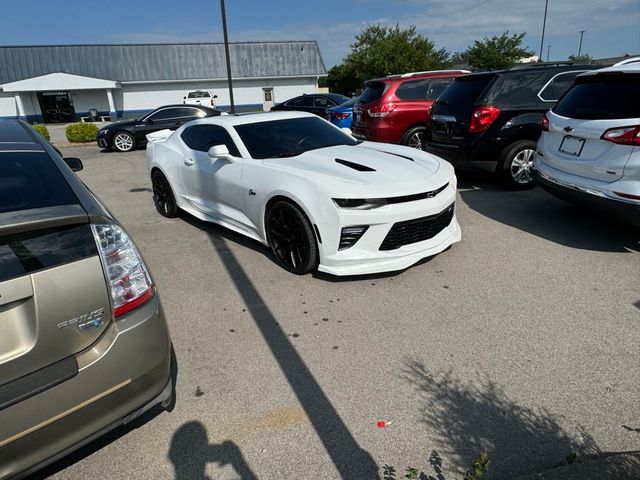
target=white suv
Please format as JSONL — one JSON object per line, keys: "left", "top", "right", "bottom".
{"left": 183, "top": 90, "right": 217, "bottom": 107}
{"left": 534, "top": 58, "right": 640, "bottom": 226}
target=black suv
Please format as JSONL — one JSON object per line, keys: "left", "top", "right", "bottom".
{"left": 426, "top": 63, "right": 601, "bottom": 188}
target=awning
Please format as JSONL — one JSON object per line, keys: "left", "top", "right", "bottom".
{"left": 1, "top": 72, "right": 119, "bottom": 92}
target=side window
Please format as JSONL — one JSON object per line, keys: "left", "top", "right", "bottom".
{"left": 180, "top": 125, "right": 241, "bottom": 156}
{"left": 395, "top": 80, "right": 430, "bottom": 100}
{"left": 538, "top": 71, "right": 584, "bottom": 102}
{"left": 314, "top": 97, "right": 330, "bottom": 108}
{"left": 426, "top": 77, "right": 454, "bottom": 100}
{"left": 149, "top": 107, "right": 201, "bottom": 121}
{"left": 287, "top": 96, "right": 314, "bottom": 107}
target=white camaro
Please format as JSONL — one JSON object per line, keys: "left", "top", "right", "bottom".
{"left": 146, "top": 111, "right": 461, "bottom": 275}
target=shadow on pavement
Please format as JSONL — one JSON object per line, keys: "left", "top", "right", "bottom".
{"left": 191, "top": 221, "right": 379, "bottom": 479}
{"left": 168, "top": 421, "right": 257, "bottom": 480}
{"left": 402, "top": 359, "right": 601, "bottom": 480}
{"left": 456, "top": 171, "right": 639, "bottom": 253}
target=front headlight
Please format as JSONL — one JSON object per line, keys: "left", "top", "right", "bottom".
{"left": 332, "top": 198, "right": 388, "bottom": 210}
{"left": 99, "top": 128, "right": 109, "bottom": 134}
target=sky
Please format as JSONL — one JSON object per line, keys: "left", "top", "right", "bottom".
{"left": 0, "top": 0, "right": 638, "bottom": 67}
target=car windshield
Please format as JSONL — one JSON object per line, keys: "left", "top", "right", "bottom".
{"left": 234, "top": 116, "right": 358, "bottom": 159}
{"left": 327, "top": 94, "right": 350, "bottom": 104}
{"left": 359, "top": 82, "right": 386, "bottom": 104}
{"left": 436, "top": 76, "right": 493, "bottom": 107}
{"left": 335, "top": 97, "right": 359, "bottom": 108}
{"left": 553, "top": 74, "right": 640, "bottom": 120}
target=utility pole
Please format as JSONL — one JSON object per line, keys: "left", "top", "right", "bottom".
{"left": 577, "top": 30, "right": 585, "bottom": 58}
{"left": 547, "top": 44, "right": 552, "bottom": 62}
{"left": 539, "top": 0, "right": 549, "bottom": 62}
{"left": 220, "top": 0, "right": 235, "bottom": 114}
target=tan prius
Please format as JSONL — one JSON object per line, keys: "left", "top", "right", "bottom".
{"left": 0, "top": 121, "right": 174, "bottom": 479}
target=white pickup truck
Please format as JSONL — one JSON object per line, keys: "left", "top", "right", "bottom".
{"left": 183, "top": 90, "right": 218, "bottom": 107}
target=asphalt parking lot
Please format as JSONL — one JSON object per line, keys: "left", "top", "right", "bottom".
{"left": 39, "top": 145, "right": 639, "bottom": 480}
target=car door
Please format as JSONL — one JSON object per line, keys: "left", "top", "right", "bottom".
{"left": 285, "top": 95, "right": 315, "bottom": 114}
{"left": 178, "top": 124, "right": 251, "bottom": 230}
{"left": 313, "top": 96, "right": 333, "bottom": 117}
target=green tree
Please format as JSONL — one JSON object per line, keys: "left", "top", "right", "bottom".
{"left": 326, "top": 24, "right": 450, "bottom": 95}
{"left": 568, "top": 53, "right": 594, "bottom": 63}
{"left": 464, "top": 31, "right": 534, "bottom": 70}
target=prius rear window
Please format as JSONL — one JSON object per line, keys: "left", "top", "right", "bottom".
{"left": 0, "top": 152, "right": 79, "bottom": 214}
{"left": 0, "top": 224, "right": 97, "bottom": 282}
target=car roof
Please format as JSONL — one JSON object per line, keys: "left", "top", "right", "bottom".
{"left": 186, "top": 110, "right": 316, "bottom": 127}
{"left": 578, "top": 57, "right": 640, "bottom": 76}
{"left": 0, "top": 120, "right": 44, "bottom": 151}
{"left": 457, "top": 63, "right": 601, "bottom": 80}
{"left": 369, "top": 70, "right": 470, "bottom": 83}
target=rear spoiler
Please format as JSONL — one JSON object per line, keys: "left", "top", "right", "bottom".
{"left": 0, "top": 205, "right": 89, "bottom": 236}
{"left": 146, "top": 129, "right": 174, "bottom": 144}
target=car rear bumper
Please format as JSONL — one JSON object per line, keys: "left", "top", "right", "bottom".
{"left": 0, "top": 296, "right": 172, "bottom": 480}
{"left": 533, "top": 162, "right": 640, "bottom": 227}
{"left": 351, "top": 122, "right": 402, "bottom": 144}
{"left": 426, "top": 141, "right": 500, "bottom": 172}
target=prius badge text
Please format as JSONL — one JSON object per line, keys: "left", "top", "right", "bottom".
{"left": 57, "top": 308, "right": 105, "bottom": 332}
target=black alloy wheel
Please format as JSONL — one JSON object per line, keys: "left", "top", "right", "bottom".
{"left": 267, "top": 201, "right": 318, "bottom": 274}
{"left": 151, "top": 170, "right": 179, "bottom": 218}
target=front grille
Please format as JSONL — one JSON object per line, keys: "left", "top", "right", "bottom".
{"left": 379, "top": 203, "right": 455, "bottom": 251}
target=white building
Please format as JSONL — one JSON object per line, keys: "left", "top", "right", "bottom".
{"left": 0, "top": 41, "right": 327, "bottom": 123}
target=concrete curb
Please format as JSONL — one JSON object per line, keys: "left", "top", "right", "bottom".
{"left": 514, "top": 452, "right": 640, "bottom": 480}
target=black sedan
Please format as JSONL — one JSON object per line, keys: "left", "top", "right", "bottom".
{"left": 97, "top": 104, "right": 222, "bottom": 152}
{"left": 270, "top": 93, "right": 350, "bottom": 117}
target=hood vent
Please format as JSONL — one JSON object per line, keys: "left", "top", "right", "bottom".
{"left": 335, "top": 158, "right": 376, "bottom": 172}
{"left": 376, "top": 150, "right": 415, "bottom": 162}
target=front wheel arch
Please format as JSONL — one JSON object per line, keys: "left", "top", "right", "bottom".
{"left": 265, "top": 198, "right": 319, "bottom": 274}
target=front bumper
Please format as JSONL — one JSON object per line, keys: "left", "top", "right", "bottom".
{"left": 534, "top": 157, "right": 640, "bottom": 227}
{"left": 317, "top": 183, "right": 461, "bottom": 276}
{"left": 0, "top": 296, "right": 172, "bottom": 480}
{"left": 96, "top": 131, "right": 111, "bottom": 148}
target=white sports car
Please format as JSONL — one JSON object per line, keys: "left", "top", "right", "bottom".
{"left": 146, "top": 111, "right": 461, "bottom": 275}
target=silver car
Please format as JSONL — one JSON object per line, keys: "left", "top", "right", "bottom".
{"left": 534, "top": 58, "right": 640, "bottom": 226}
{"left": 0, "top": 121, "right": 174, "bottom": 479}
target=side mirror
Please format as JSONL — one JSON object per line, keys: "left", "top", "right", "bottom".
{"left": 64, "top": 157, "right": 83, "bottom": 172}
{"left": 146, "top": 118, "right": 154, "bottom": 124}
{"left": 208, "top": 144, "right": 234, "bottom": 161}
{"left": 213, "top": 94, "right": 218, "bottom": 99}
{"left": 183, "top": 96, "right": 186, "bottom": 100}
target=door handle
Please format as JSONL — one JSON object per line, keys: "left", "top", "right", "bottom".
{"left": 184, "top": 158, "right": 194, "bottom": 166}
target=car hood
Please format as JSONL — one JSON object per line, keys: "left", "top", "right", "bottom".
{"left": 262, "top": 142, "right": 452, "bottom": 196}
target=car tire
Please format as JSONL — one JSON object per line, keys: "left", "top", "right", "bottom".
{"left": 500, "top": 140, "right": 537, "bottom": 189}
{"left": 151, "top": 170, "right": 179, "bottom": 218}
{"left": 266, "top": 201, "right": 318, "bottom": 275}
{"left": 400, "top": 126, "right": 426, "bottom": 150}
{"left": 112, "top": 131, "right": 136, "bottom": 152}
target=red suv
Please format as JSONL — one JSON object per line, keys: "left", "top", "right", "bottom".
{"left": 350, "top": 70, "right": 469, "bottom": 149}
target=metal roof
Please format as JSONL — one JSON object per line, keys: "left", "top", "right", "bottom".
{"left": 0, "top": 41, "right": 326, "bottom": 84}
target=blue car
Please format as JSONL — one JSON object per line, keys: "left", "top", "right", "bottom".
{"left": 327, "top": 97, "right": 358, "bottom": 128}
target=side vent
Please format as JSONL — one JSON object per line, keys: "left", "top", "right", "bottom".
{"left": 335, "top": 158, "right": 376, "bottom": 172}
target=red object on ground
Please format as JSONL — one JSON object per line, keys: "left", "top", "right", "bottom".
{"left": 377, "top": 421, "right": 387, "bottom": 428}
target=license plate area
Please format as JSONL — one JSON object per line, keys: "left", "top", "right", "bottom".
{"left": 559, "top": 135, "right": 585, "bottom": 157}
